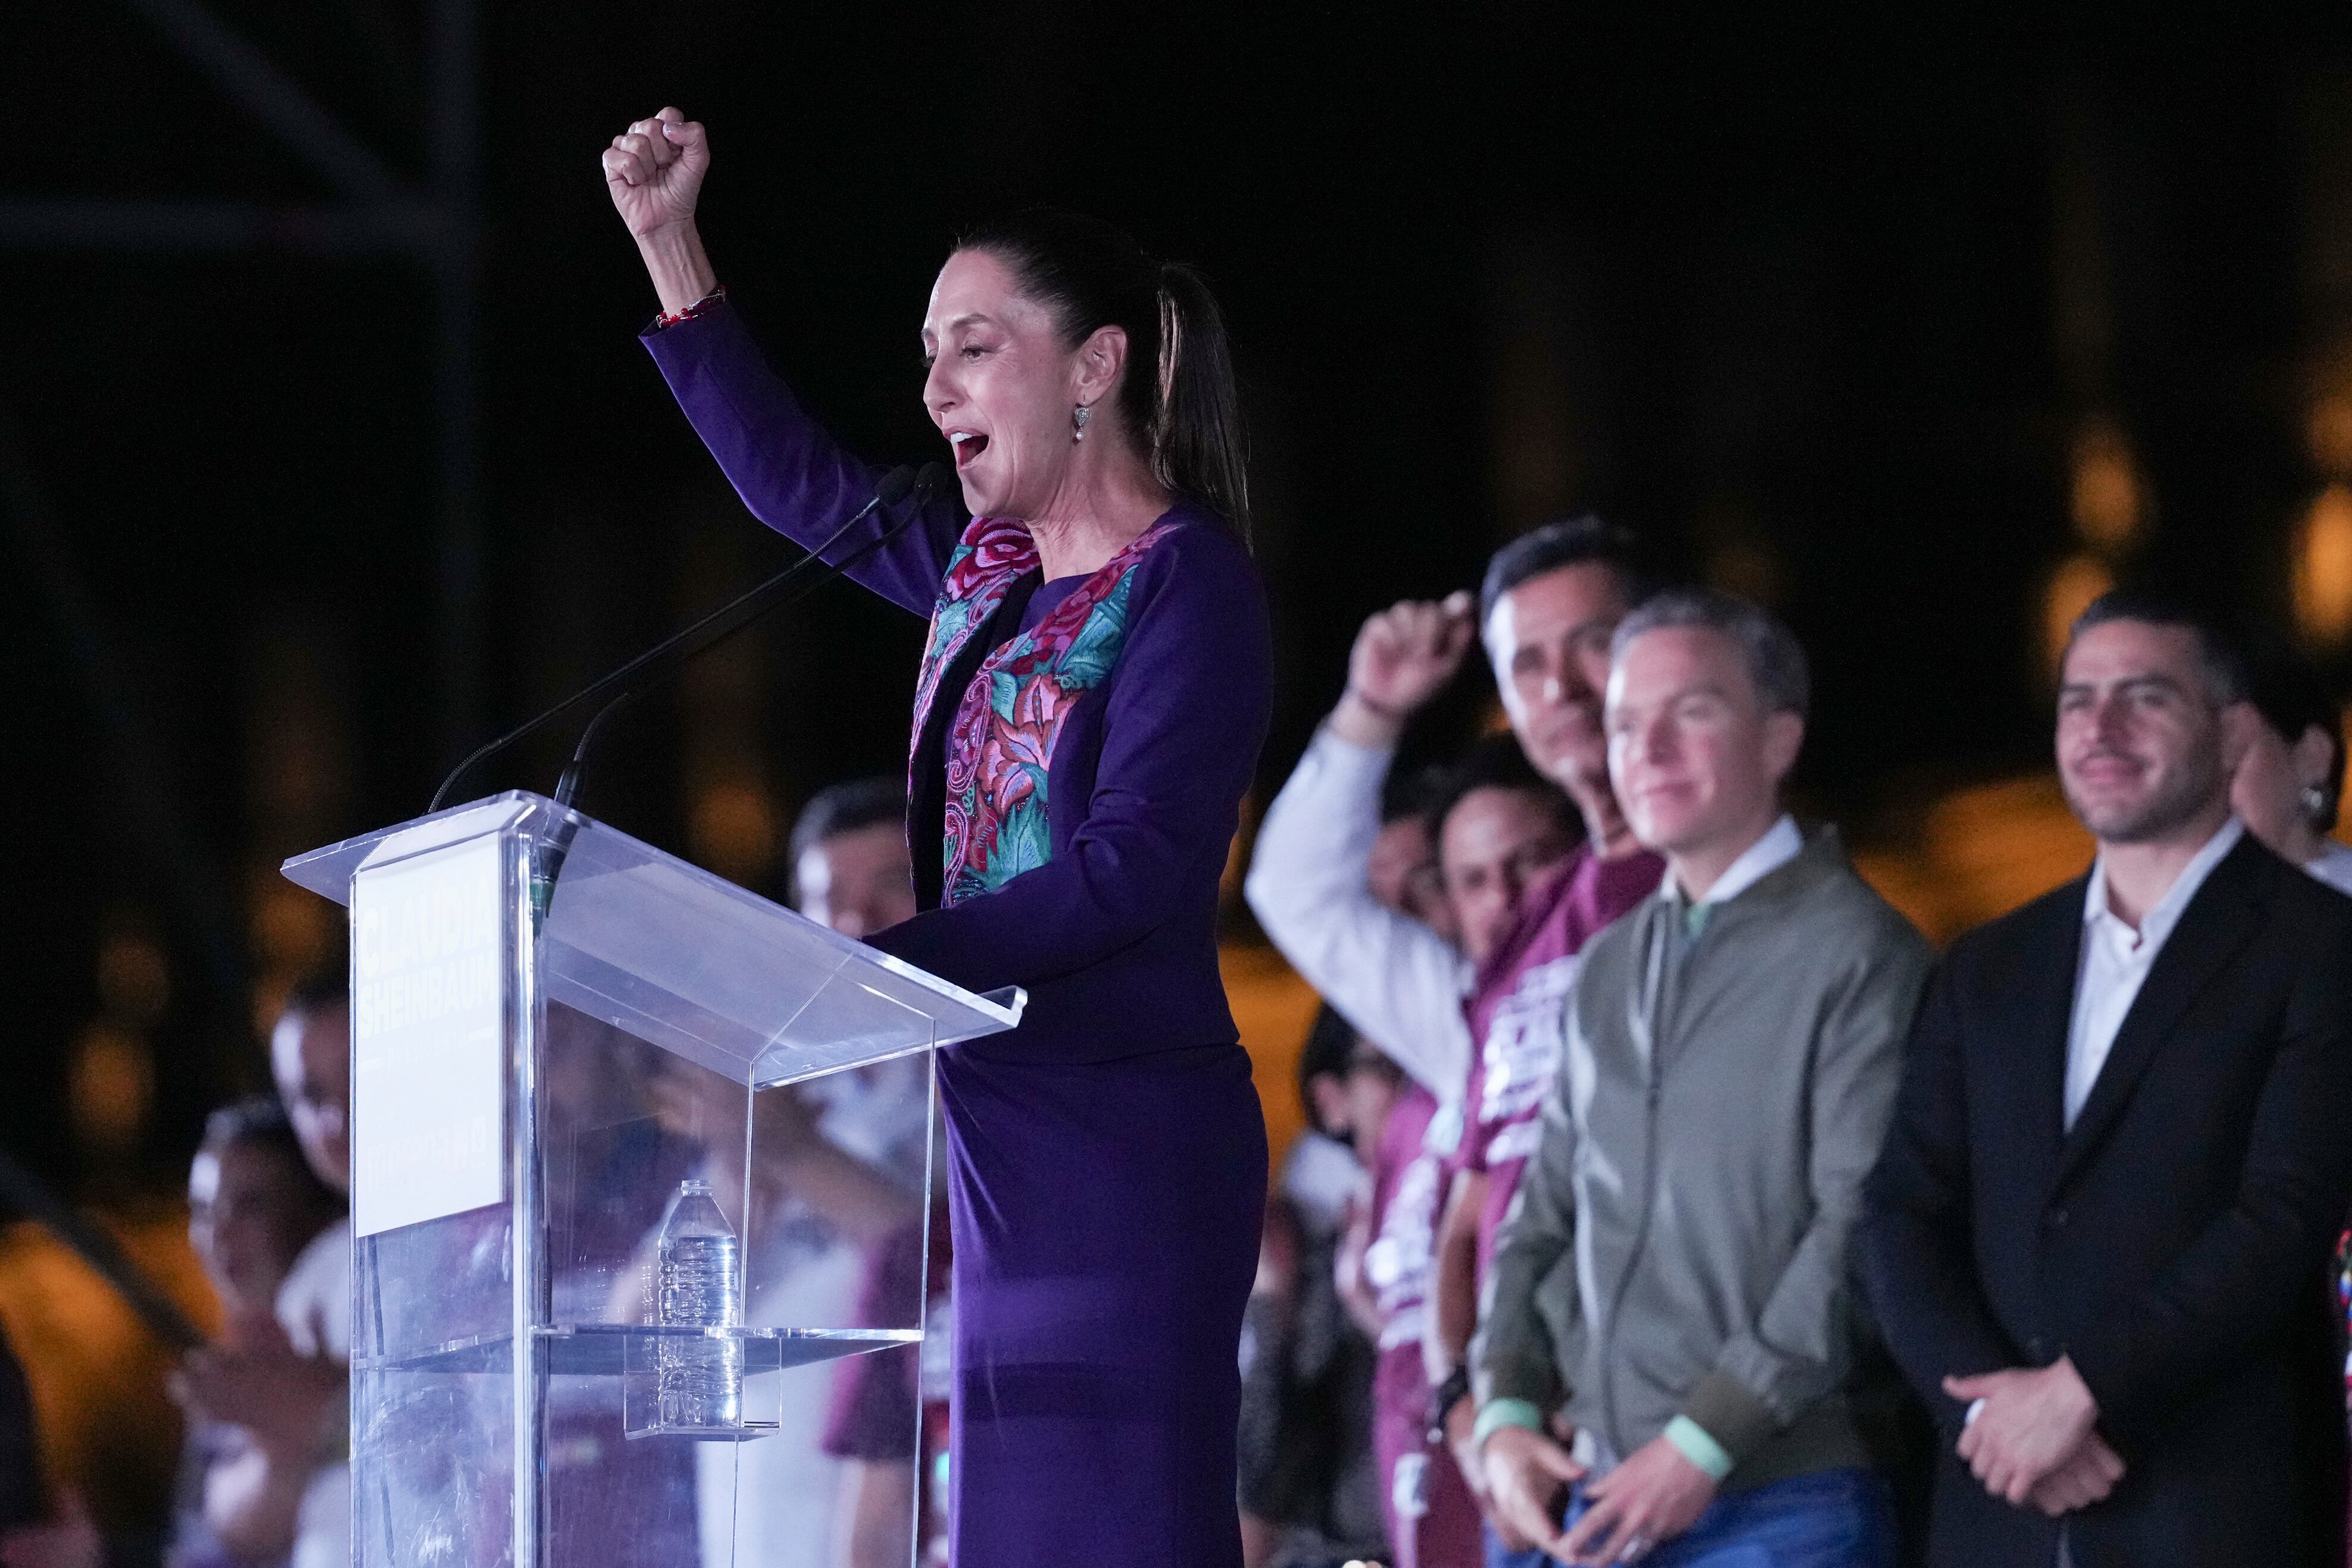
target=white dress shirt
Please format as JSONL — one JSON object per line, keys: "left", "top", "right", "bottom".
{"left": 1243, "top": 729, "right": 1474, "bottom": 1099}
{"left": 2307, "top": 839, "right": 2352, "bottom": 898}
{"left": 2064, "top": 817, "right": 2244, "bottom": 1130}
{"left": 1672, "top": 813, "right": 1804, "bottom": 912}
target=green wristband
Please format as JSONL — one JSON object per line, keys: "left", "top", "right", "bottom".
{"left": 1662, "top": 1415, "right": 1734, "bottom": 1482}
{"left": 1471, "top": 1397, "right": 1546, "bottom": 1450}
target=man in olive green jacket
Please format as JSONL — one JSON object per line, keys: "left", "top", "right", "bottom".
{"left": 1472, "top": 589, "right": 1931, "bottom": 1566}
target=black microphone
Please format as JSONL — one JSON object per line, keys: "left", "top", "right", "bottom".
{"left": 548, "top": 460, "right": 948, "bottom": 811}
{"left": 429, "top": 463, "right": 926, "bottom": 814}
{"left": 515, "top": 460, "right": 949, "bottom": 922}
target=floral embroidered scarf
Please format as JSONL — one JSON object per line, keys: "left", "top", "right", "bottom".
{"left": 910, "top": 516, "right": 1174, "bottom": 907}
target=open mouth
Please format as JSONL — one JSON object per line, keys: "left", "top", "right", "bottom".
{"left": 949, "top": 430, "right": 990, "bottom": 471}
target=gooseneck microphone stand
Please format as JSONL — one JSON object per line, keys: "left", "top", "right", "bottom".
{"left": 423, "top": 462, "right": 950, "bottom": 919}
{"left": 430, "top": 462, "right": 939, "bottom": 816}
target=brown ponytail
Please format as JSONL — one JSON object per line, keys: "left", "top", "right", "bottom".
{"left": 958, "top": 210, "right": 1252, "bottom": 541}
{"left": 1150, "top": 262, "right": 1250, "bottom": 537}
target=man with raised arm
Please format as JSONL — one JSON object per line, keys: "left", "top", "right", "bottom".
{"left": 1246, "top": 519, "right": 1666, "bottom": 1561}
{"left": 1473, "top": 590, "right": 1930, "bottom": 1567}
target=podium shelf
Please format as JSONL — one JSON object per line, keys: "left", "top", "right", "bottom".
{"left": 283, "top": 789, "right": 1024, "bottom": 1091}
{"left": 355, "top": 1323, "right": 922, "bottom": 1376}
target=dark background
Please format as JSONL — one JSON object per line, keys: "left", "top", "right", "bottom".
{"left": 6, "top": 4, "right": 2351, "bottom": 1197}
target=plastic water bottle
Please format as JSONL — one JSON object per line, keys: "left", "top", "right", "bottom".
{"left": 655, "top": 1179, "right": 742, "bottom": 1429}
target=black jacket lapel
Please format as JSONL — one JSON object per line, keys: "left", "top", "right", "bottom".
{"left": 2005, "top": 882, "right": 2083, "bottom": 1200}
{"left": 2056, "top": 838, "right": 2273, "bottom": 1190}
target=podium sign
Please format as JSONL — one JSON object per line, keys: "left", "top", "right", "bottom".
{"left": 285, "top": 792, "right": 1018, "bottom": 1568}
{"left": 350, "top": 830, "right": 506, "bottom": 1237}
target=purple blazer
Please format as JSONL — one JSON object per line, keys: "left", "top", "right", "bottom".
{"left": 643, "top": 300, "right": 1272, "bottom": 1065}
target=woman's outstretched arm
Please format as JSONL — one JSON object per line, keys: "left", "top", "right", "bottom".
{"left": 607, "top": 109, "right": 962, "bottom": 615}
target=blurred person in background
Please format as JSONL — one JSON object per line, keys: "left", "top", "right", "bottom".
{"left": 792, "top": 776, "right": 921, "bottom": 942}
{"left": 0, "top": 1321, "right": 92, "bottom": 1568}
{"left": 1257, "top": 723, "right": 1585, "bottom": 1568}
{"left": 168, "top": 1100, "right": 343, "bottom": 1568}
{"left": 539, "top": 1008, "right": 704, "bottom": 1568}
{"left": 1364, "top": 781, "right": 1463, "bottom": 948}
{"left": 642, "top": 1032, "right": 918, "bottom": 1568}
{"left": 2230, "top": 650, "right": 2352, "bottom": 895}
{"left": 162, "top": 967, "right": 353, "bottom": 1568}
{"left": 1237, "top": 1006, "right": 1391, "bottom": 1568}
{"left": 1862, "top": 594, "right": 2352, "bottom": 1566}
{"left": 1240, "top": 793, "right": 1446, "bottom": 1568}
{"left": 789, "top": 777, "right": 934, "bottom": 1184}
{"left": 1475, "top": 590, "right": 1929, "bottom": 1567}
{"left": 1247, "top": 519, "right": 1666, "bottom": 1564}
{"left": 819, "top": 1200, "right": 949, "bottom": 1568}
{"left": 1339, "top": 1005, "right": 1472, "bottom": 1568}
{"left": 782, "top": 777, "right": 950, "bottom": 1568}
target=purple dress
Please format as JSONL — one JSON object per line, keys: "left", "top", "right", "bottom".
{"left": 644, "top": 301, "right": 1271, "bottom": 1568}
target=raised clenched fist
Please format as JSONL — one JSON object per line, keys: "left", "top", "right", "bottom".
{"left": 602, "top": 106, "right": 710, "bottom": 239}
{"left": 1347, "top": 589, "right": 1479, "bottom": 722}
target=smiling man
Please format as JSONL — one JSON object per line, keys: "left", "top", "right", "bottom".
{"left": 1860, "top": 592, "right": 2352, "bottom": 1566}
{"left": 1472, "top": 589, "right": 1930, "bottom": 1567}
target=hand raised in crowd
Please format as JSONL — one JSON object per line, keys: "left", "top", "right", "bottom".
{"left": 173, "top": 1307, "right": 344, "bottom": 1461}
{"left": 1480, "top": 1423, "right": 1586, "bottom": 1558}
{"left": 1330, "top": 590, "right": 1479, "bottom": 748}
{"left": 1554, "top": 1432, "right": 1714, "bottom": 1565}
{"left": 1943, "top": 1355, "right": 2102, "bottom": 1507}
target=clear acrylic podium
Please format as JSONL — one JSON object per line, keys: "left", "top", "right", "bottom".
{"left": 283, "top": 792, "right": 1022, "bottom": 1568}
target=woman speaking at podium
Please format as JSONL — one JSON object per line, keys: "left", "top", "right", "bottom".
{"left": 604, "top": 109, "right": 1272, "bottom": 1568}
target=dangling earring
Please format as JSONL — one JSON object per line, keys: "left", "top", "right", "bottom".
{"left": 1072, "top": 404, "right": 1092, "bottom": 443}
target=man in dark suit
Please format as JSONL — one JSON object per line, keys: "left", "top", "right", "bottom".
{"left": 1859, "top": 591, "right": 2352, "bottom": 1567}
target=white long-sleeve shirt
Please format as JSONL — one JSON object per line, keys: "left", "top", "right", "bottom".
{"left": 2065, "top": 817, "right": 2244, "bottom": 1128}
{"left": 1244, "top": 729, "right": 1473, "bottom": 1099}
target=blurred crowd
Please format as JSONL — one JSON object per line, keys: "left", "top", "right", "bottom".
{"left": 4, "top": 515, "right": 2351, "bottom": 1568}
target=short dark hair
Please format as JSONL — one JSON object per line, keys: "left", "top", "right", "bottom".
{"left": 1479, "top": 515, "right": 1654, "bottom": 634}
{"left": 789, "top": 776, "right": 907, "bottom": 873}
{"left": 200, "top": 1096, "right": 344, "bottom": 1221}
{"left": 2066, "top": 591, "right": 2251, "bottom": 706}
{"left": 1613, "top": 588, "right": 1812, "bottom": 719}
{"left": 2247, "top": 651, "right": 2347, "bottom": 833}
{"left": 204, "top": 1095, "right": 301, "bottom": 1153}
{"left": 1422, "top": 732, "right": 1579, "bottom": 848}
{"left": 284, "top": 954, "right": 349, "bottom": 1017}
{"left": 1294, "top": 1004, "right": 1398, "bottom": 1134}
{"left": 1296, "top": 1004, "right": 1357, "bottom": 1131}
{"left": 1379, "top": 763, "right": 1452, "bottom": 828}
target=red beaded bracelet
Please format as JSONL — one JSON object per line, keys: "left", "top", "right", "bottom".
{"left": 652, "top": 285, "right": 726, "bottom": 331}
